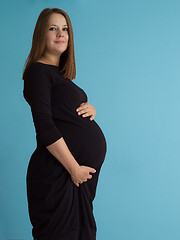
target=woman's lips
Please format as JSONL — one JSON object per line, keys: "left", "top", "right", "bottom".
{"left": 55, "top": 41, "right": 64, "bottom": 44}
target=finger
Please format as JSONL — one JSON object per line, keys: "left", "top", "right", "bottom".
{"left": 76, "top": 104, "right": 88, "bottom": 112}
{"left": 71, "top": 177, "right": 80, "bottom": 187}
{"left": 90, "top": 115, "right": 95, "bottom": 121}
{"left": 78, "top": 111, "right": 91, "bottom": 117}
{"left": 87, "top": 175, "right": 92, "bottom": 179}
{"left": 89, "top": 167, "right": 96, "bottom": 173}
{"left": 77, "top": 107, "right": 89, "bottom": 114}
{"left": 73, "top": 180, "right": 78, "bottom": 187}
{"left": 82, "top": 111, "right": 93, "bottom": 117}
{"left": 82, "top": 112, "right": 92, "bottom": 118}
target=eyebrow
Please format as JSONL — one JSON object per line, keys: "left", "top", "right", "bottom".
{"left": 49, "top": 24, "right": 68, "bottom": 27}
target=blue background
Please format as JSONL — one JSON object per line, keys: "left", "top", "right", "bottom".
{"left": 1, "top": 0, "right": 180, "bottom": 239}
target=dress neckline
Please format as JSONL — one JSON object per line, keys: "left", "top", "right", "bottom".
{"left": 35, "top": 61, "right": 60, "bottom": 68}
{"left": 33, "top": 61, "right": 72, "bottom": 81}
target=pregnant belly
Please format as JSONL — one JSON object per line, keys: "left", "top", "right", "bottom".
{"left": 55, "top": 120, "right": 107, "bottom": 169}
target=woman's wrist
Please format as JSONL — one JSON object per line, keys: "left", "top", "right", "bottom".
{"left": 68, "top": 160, "right": 80, "bottom": 176}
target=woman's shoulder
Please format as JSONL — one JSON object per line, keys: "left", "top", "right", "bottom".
{"left": 27, "top": 62, "right": 62, "bottom": 74}
{"left": 24, "top": 62, "right": 66, "bottom": 85}
{"left": 24, "top": 62, "right": 51, "bottom": 78}
{"left": 27, "top": 61, "right": 50, "bottom": 71}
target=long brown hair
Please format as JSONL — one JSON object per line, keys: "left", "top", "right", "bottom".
{"left": 22, "top": 8, "right": 76, "bottom": 80}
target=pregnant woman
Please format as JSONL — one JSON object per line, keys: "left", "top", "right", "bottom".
{"left": 22, "top": 8, "right": 107, "bottom": 240}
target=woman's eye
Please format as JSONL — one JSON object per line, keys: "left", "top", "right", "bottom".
{"left": 49, "top": 27, "right": 68, "bottom": 31}
{"left": 49, "top": 27, "right": 56, "bottom": 31}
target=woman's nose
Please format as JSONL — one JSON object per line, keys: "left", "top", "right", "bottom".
{"left": 57, "top": 29, "right": 63, "bottom": 37}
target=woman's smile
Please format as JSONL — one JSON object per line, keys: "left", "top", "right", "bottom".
{"left": 55, "top": 41, "right": 65, "bottom": 44}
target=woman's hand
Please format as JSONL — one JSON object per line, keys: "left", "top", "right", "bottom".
{"left": 70, "top": 165, "right": 96, "bottom": 187}
{"left": 76, "top": 102, "right": 96, "bottom": 121}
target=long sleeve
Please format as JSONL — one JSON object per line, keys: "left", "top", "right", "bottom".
{"left": 23, "top": 65, "right": 63, "bottom": 147}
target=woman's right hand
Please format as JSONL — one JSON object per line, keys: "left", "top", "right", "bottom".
{"left": 70, "top": 165, "right": 96, "bottom": 187}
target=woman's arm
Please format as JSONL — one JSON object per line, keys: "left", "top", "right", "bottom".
{"left": 46, "top": 138, "right": 96, "bottom": 187}
{"left": 46, "top": 137, "right": 79, "bottom": 175}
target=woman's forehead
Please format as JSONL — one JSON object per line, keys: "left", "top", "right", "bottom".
{"left": 48, "top": 13, "right": 67, "bottom": 26}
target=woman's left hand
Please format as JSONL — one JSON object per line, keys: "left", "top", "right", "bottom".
{"left": 76, "top": 102, "right": 96, "bottom": 121}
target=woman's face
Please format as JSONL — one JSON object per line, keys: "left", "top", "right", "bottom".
{"left": 45, "top": 13, "right": 69, "bottom": 56}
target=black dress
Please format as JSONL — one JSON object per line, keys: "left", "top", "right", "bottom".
{"left": 23, "top": 62, "right": 107, "bottom": 240}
